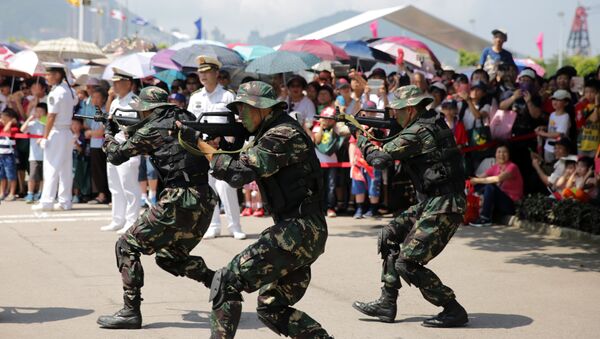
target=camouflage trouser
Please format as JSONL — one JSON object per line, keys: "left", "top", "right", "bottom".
{"left": 380, "top": 202, "right": 461, "bottom": 306}
{"left": 116, "top": 185, "right": 217, "bottom": 294}
{"left": 210, "top": 214, "right": 331, "bottom": 338}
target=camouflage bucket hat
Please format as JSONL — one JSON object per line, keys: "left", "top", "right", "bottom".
{"left": 226, "top": 81, "right": 287, "bottom": 114}
{"left": 390, "top": 84, "right": 434, "bottom": 110}
{"left": 129, "top": 86, "right": 176, "bottom": 111}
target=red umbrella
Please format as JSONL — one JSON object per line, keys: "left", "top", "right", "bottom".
{"left": 370, "top": 36, "right": 441, "bottom": 70}
{"left": 279, "top": 39, "right": 349, "bottom": 61}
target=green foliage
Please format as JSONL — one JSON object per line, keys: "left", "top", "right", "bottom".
{"left": 538, "top": 55, "right": 600, "bottom": 78}
{"left": 156, "top": 42, "right": 169, "bottom": 50}
{"left": 517, "top": 194, "right": 600, "bottom": 235}
{"left": 458, "top": 49, "right": 479, "bottom": 67}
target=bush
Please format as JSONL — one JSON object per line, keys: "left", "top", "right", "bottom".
{"left": 516, "top": 194, "right": 600, "bottom": 235}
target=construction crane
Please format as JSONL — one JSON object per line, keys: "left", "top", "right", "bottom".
{"left": 566, "top": 4, "right": 599, "bottom": 56}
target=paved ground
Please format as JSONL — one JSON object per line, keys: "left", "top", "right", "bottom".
{"left": 1, "top": 201, "right": 600, "bottom": 339}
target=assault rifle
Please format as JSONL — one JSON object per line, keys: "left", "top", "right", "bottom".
{"left": 315, "top": 107, "right": 400, "bottom": 137}
{"left": 74, "top": 107, "right": 141, "bottom": 127}
{"left": 178, "top": 111, "right": 251, "bottom": 151}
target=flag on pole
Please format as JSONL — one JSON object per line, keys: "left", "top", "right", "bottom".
{"left": 369, "top": 20, "right": 378, "bottom": 39}
{"left": 66, "top": 0, "right": 81, "bottom": 7}
{"left": 132, "top": 17, "right": 149, "bottom": 26}
{"left": 194, "top": 18, "right": 202, "bottom": 39}
{"left": 536, "top": 32, "right": 544, "bottom": 59}
{"left": 110, "top": 9, "right": 126, "bottom": 21}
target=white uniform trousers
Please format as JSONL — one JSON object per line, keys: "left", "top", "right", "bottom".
{"left": 39, "top": 128, "right": 74, "bottom": 209}
{"left": 208, "top": 174, "right": 242, "bottom": 232}
{"left": 107, "top": 156, "right": 141, "bottom": 228}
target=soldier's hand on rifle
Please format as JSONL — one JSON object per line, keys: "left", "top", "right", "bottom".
{"left": 175, "top": 120, "right": 201, "bottom": 145}
{"left": 105, "top": 115, "right": 120, "bottom": 136}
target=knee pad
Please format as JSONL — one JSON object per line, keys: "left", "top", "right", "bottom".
{"left": 256, "top": 305, "right": 293, "bottom": 336}
{"left": 115, "top": 237, "right": 138, "bottom": 271}
{"left": 209, "top": 268, "right": 244, "bottom": 310}
{"left": 395, "top": 259, "right": 423, "bottom": 288}
{"left": 378, "top": 225, "right": 396, "bottom": 259}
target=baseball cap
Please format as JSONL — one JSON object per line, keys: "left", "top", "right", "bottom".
{"left": 518, "top": 69, "right": 536, "bottom": 80}
{"left": 551, "top": 89, "right": 571, "bottom": 101}
{"left": 86, "top": 77, "right": 100, "bottom": 86}
{"left": 429, "top": 82, "right": 447, "bottom": 93}
{"left": 196, "top": 55, "right": 222, "bottom": 72}
{"left": 336, "top": 78, "right": 350, "bottom": 90}
{"left": 286, "top": 75, "right": 307, "bottom": 88}
{"left": 319, "top": 106, "right": 336, "bottom": 118}
{"left": 492, "top": 28, "right": 508, "bottom": 41}
{"left": 471, "top": 80, "right": 487, "bottom": 91}
{"left": 168, "top": 92, "right": 186, "bottom": 102}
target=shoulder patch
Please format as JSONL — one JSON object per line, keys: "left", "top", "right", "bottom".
{"left": 48, "top": 96, "right": 55, "bottom": 105}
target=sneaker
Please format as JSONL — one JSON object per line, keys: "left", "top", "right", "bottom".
{"left": 72, "top": 195, "right": 80, "bottom": 204}
{"left": 327, "top": 209, "right": 337, "bottom": 218}
{"left": 149, "top": 197, "right": 157, "bottom": 206}
{"left": 33, "top": 192, "right": 41, "bottom": 201}
{"left": 100, "top": 223, "right": 124, "bottom": 232}
{"left": 24, "top": 193, "right": 34, "bottom": 204}
{"left": 241, "top": 207, "right": 253, "bottom": 216}
{"left": 32, "top": 203, "right": 53, "bottom": 211}
{"left": 363, "top": 209, "right": 373, "bottom": 218}
{"left": 231, "top": 231, "right": 247, "bottom": 240}
{"left": 353, "top": 207, "right": 364, "bottom": 219}
{"left": 4, "top": 195, "right": 16, "bottom": 202}
{"left": 203, "top": 228, "right": 220, "bottom": 239}
{"left": 53, "top": 203, "right": 72, "bottom": 211}
{"left": 469, "top": 217, "right": 492, "bottom": 227}
{"left": 252, "top": 208, "right": 265, "bottom": 217}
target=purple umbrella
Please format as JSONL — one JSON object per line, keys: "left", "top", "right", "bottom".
{"left": 151, "top": 49, "right": 180, "bottom": 70}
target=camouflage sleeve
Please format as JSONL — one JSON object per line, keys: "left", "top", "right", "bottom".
{"left": 381, "top": 128, "right": 422, "bottom": 161}
{"left": 103, "top": 126, "right": 162, "bottom": 165}
{"left": 359, "top": 138, "right": 393, "bottom": 170}
{"left": 210, "top": 125, "right": 309, "bottom": 188}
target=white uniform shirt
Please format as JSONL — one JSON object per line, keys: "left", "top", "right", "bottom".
{"left": 109, "top": 91, "right": 136, "bottom": 143}
{"left": 187, "top": 84, "right": 235, "bottom": 123}
{"left": 47, "top": 82, "right": 77, "bottom": 128}
{"left": 290, "top": 95, "right": 316, "bottom": 127}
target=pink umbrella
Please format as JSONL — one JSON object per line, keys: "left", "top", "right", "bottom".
{"left": 151, "top": 49, "right": 180, "bottom": 70}
{"left": 369, "top": 36, "right": 441, "bottom": 69}
{"left": 279, "top": 39, "right": 349, "bottom": 61}
{"left": 514, "top": 58, "right": 546, "bottom": 77}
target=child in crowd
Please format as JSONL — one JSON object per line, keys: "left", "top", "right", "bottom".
{"left": 0, "top": 109, "right": 18, "bottom": 201}
{"left": 562, "top": 156, "right": 597, "bottom": 202}
{"left": 71, "top": 117, "right": 90, "bottom": 203}
{"left": 20, "top": 103, "right": 46, "bottom": 203}
{"left": 536, "top": 89, "right": 571, "bottom": 163}
{"left": 554, "top": 158, "right": 577, "bottom": 193}
{"left": 240, "top": 181, "right": 264, "bottom": 217}
{"left": 440, "top": 97, "right": 468, "bottom": 148}
{"left": 575, "top": 80, "right": 600, "bottom": 158}
{"left": 349, "top": 134, "right": 381, "bottom": 219}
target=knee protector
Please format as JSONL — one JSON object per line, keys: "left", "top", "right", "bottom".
{"left": 209, "top": 268, "right": 244, "bottom": 310}
{"left": 378, "top": 225, "right": 396, "bottom": 259}
{"left": 395, "top": 259, "right": 423, "bottom": 288}
{"left": 256, "top": 305, "right": 293, "bottom": 336}
{"left": 115, "top": 237, "right": 139, "bottom": 271}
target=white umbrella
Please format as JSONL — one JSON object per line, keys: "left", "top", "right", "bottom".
{"left": 33, "top": 37, "right": 105, "bottom": 60}
{"left": 101, "top": 52, "right": 156, "bottom": 80}
{"left": 72, "top": 65, "right": 105, "bottom": 79}
{"left": 6, "top": 50, "right": 45, "bottom": 76}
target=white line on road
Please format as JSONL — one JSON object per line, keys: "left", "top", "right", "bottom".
{"left": 1, "top": 211, "right": 112, "bottom": 219}
{"left": 0, "top": 216, "right": 112, "bottom": 224}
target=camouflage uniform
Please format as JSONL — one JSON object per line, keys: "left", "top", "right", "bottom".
{"left": 206, "top": 82, "right": 332, "bottom": 338}
{"left": 353, "top": 85, "right": 468, "bottom": 327}
{"left": 97, "top": 87, "right": 217, "bottom": 329}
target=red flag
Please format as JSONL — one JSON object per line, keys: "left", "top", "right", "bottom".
{"left": 110, "top": 9, "right": 126, "bottom": 22}
{"left": 536, "top": 32, "right": 544, "bottom": 59}
{"left": 369, "top": 20, "right": 378, "bottom": 39}
{"left": 396, "top": 48, "right": 404, "bottom": 65}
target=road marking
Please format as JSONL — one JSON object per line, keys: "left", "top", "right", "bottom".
{"left": 0, "top": 216, "right": 112, "bottom": 224}
{"left": 2, "top": 211, "right": 112, "bottom": 219}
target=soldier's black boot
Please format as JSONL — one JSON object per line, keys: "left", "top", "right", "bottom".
{"left": 422, "top": 299, "right": 468, "bottom": 328}
{"left": 352, "top": 286, "right": 398, "bottom": 323}
{"left": 97, "top": 291, "right": 142, "bottom": 329}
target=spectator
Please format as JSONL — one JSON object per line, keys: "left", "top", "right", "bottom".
{"left": 316, "top": 84, "right": 335, "bottom": 114}
{"left": 0, "top": 80, "right": 10, "bottom": 112}
{"left": 71, "top": 117, "right": 90, "bottom": 203}
{"left": 184, "top": 73, "right": 201, "bottom": 101}
{"left": 536, "top": 89, "right": 571, "bottom": 163}
{"left": 349, "top": 131, "right": 381, "bottom": 219}
{"left": 217, "top": 69, "right": 231, "bottom": 90}
{"left": 469, "top": 144, "right": 523, "bottom": 226}
{"left": 441, "top": 98, "right": 468, "bottom": 148}
{"left": 286, "top": 75, "right": 316, "bottom": 131}
{"left": 86, "top": 88, "right": 109, "bottom": 205}
{"left": 317, "top": 70, "right": 333, "bottom": 87}
{"left": 562, "top": 156, "right": 597, "bottom": 202}
{"left": 335, "top": 78, "right": 359, "bottom": 115}
{"left": 555, "top": 66, "right": 579, "bottom": 140}
{"left": 575, "top": 79, "right": 600, "bottom": 157}
{"left": 364, "top": 68, "right": 392, "bottom": 109}
{"left": 313, "top": 106, "right": 343, "bottom": 217}
{"left": 459, "top": 80, "right": 491, "bottom": 134}
{"left": 0, "top": 109, "right": 18, "bottom": 201}
{"left": 240, "top": 181, "right": 264, "bottom": 217}
{"left": 20, "top": 103, "right": 46, "bottom": 203}
{"left": 553, "top": 156, "right": 578, "bottom": 193}
{"left": 138, "top": 156, "right": 158, "bottom": 207}
{"left": 531, "top": 138, "right": 574, "bottom": 190}
{"left": 429, "top": 82, "right": 447, "bottom": 112}
{"left": 168, "top": 93, "right": 187, "bottom": 109}
{"left": 170, "top": 79, "right": 184, "bottom": 94}
{"left": 479, "top": 29, "right": 516, "bottom": 78}
{"left": 412, "top": 72, "right": 429, "bottom": 94}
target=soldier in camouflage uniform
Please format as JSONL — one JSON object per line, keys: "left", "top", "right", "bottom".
{"left": 187, "top": 81, "right": 332, "bottom": 338}
{"left": 352, "top": 85, "right": 469, "bottom": 327}
{"left": 97, "top": 86, "right": 217, "bottom": 329}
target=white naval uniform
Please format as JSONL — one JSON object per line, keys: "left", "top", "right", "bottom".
{"left": 106, "top": 92, "right": 141, "bottom": 229}
{"left": 187, "top": 85, "right": 243, "bottom": 234}
{"left": 38, "top": 81, "right": 77, "bottom": 209}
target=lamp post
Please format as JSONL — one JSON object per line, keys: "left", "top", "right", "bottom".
{"left": 558, "top": 11, "right": 565, "bottom": 68}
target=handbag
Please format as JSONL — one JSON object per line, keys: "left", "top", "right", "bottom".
{"left": 490, "top": 109, "right": 517, "bottom": 141}
{"left": 316, "top": 128, "right": 344, "bottom": 156}
{"left": 463, "top": 180, "right": 480, "bottom": 224}
{"left": 469, "top": 117, "right": 492, "bottom": 148}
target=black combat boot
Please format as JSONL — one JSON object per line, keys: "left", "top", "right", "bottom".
{"left": 422, "top": 299, "right": 468, "bottom": 328}
{"left": 97, "top": 291, "right": 142, "bottom": 329}
{"left": 352, "top": 286, "right": 398, "bottom": 323}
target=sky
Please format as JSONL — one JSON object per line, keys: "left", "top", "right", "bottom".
{"left": 116, "top": 0, "right": 600, "bottom": 58}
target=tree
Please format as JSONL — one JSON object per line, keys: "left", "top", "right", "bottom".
{"left": 458, "top": 49, "right": 479, "bottom": 67}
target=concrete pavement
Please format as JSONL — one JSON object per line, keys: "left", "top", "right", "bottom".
{"left": 1, "top": 201, "right": 599, "bottom": 338}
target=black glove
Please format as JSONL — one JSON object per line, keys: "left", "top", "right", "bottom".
{"left": 105, "top": 118, "right": 120, "bottom": 136}
{"left": 346, "top": 121, "right": 358, "bottom": 135}
{"left": 178, "top": 123, "right": 201, "bottom": 145}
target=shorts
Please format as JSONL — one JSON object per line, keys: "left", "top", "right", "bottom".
{"left": 0, "top": 154, "right": 17, "bottom": 181}
{"left": 138, "top": 156, "right": 158, "bottom": 181}
{"left": 351, "top": 168, "right": 382, "bottom": 197}
{"left": 29, "top": 160, "right": 43, "bottom": 182}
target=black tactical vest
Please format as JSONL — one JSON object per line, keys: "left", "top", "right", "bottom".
{"left": 142, "top": 106, "right": 209, "bottom": 187}
{"left": 401, "top": 110, "right": 465, "bottom": 197}
{"left": 253, "top": 112, "right": 324, "bottom": 222}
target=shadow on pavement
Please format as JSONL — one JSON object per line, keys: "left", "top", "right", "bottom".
{"left": 145, "top": 310, "right": 263, "bottom": 330}
{"left": 401, "top": 313, "right": 533, "bottom": 329}
{"left": 455, "top": 226, "right": 600, "bottom": 272}
{"left": 0, "top": 306, "right": 93, "bottom": 323}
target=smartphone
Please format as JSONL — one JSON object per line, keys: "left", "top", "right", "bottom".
{"left": 367, "top": 79, "right": 384, "bottom": 89}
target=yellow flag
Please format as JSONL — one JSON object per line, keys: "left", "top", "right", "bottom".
{"left": 66, "top": 0, "right": 81, "bottom": 7}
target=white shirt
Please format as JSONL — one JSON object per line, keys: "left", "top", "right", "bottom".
{"left": 462, "top": 102, "right": 491, "bottom": 131}
{"left": 27, "top": 119, "right": 45, "bottom": 161}
{"left": 544, "top": 112, "right": 571, "bottom": 154}
{"left": 47, "top": 82, "right": 77, "bottom": 128}
{"left": 289, "top": 96, "right": 316, "bottom": 127}
{"left": 187, "top": 84, "right": 235, "bottom": 122}
{"left": 109, "top": 91, "right": 136, "bottom": 144}
{"left": 548, "top": 158, "right": 567, "bottom": 186}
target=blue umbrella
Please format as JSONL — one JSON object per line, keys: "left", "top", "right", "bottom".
{"left": 171, "top": 45, "right": 244, "bottom": 70}
{"left": 233, "top": 45, "right": 275, "bottom": 61}
{"left": 245, "top": 51, "right": 320, "bottom": 74}
{"left": 153, "top": 69, "right": 186, "bottom": 90}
